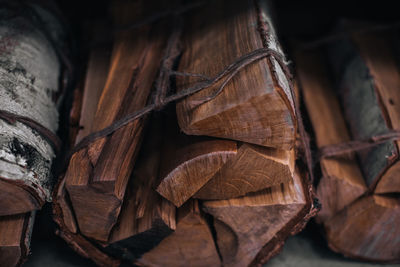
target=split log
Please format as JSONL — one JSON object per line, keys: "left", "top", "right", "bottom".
{"left": 55, "top": 114, "right": 177, "bottom": 266}
{"left": 324, "top": 195, "right": 400, "bottom": 262}
{"left": 294, "top": 30, "right": 400, "bottom": 262}
{"left": 106, "top": 115, "right": 176, "bottom": 260}
{"left": 0, "top": 212, "right": 35, "bottom": 267}
{"left": 157, "top": 113, "right": 295, "bottom": 207}
{"left": 53, "top": 1, "right": 318, "bottom": 266}
{"left": 64, "top": 0, "right": 173, "bottom": 242}
{"left": 156, "top": 114, "right": 238, "bottom": 207}
{"left": 326, "top": 28, "right": 400, "bottom": 192}
{"left": 0, "top": 1, "right": 67, "bottom": 215}
{"left": 175, "top": 0, "right": 296, "bottom": 149}
{"left": 54, "top": 2, "right": 179, "bottom": 261}
{"left": 135, "top": 200, "right": 221, "bottom": 267}
{"left": 194, "top": 145, "right": 295, "bottom": 201}
{"left": 294, "top": 48, "right": 367, "bottom": 221}
{"left": 203, "top": 168, "right": 308, "bottom": 267}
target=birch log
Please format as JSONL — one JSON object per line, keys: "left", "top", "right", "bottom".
{"left": 0, "top": 2, "right": 66, "bottom": 215}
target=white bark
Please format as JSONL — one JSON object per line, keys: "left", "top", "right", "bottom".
{"left": 0, "top": 4, "right": 65, "bottom": 202}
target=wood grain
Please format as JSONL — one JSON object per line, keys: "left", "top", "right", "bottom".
{"left": 156, "top": 115, "right": 237, "bottom": 207}
{"left": 0, "top": 213, "right": 34, "bottom": 267}
{"left": 203, "top": 169, "right": 306, "bottom": 267}
{"left": 294, "top": 48, "right": 366, "bottom": 221}
{"left": 176, "top": 0, "right": 295, "bottom": 149}
{"left": 325, "top": 195, "right": 400, "bottom": 262}
{"left": 135, "top": 200, "right": 221, "bottom": 267}
{"left": 352, "top": 31, "right": 400, "bottom": 194}
{"left": 65, "top": 0, "right": 172, "bottom": 242}
{"left": 194, "top": 144, "right": 295, "bottom": 200}
{"left": 108, "top": 115, "right": 176, "bottom": 257}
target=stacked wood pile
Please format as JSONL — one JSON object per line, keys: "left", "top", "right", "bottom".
{"left": 53, "top": 0, "right": 316, "bottom": 266}
{"left": 294, "top": 26, "right": 400, "bottom": 263}
{"left": 0, "top": 1, "right": 68, "bottom": 265}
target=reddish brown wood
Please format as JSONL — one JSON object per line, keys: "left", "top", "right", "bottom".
{"left": 294, "top": 48, "right": 366, "bottom": 221}
{"left": 157, "top": 112, "right": 295, "bottom": 206}
{"left": 194, "top": 145, "right": 295, "bottom": 200}
{"left": 295, "top": 29, "right": 400, "bottom": 262}
{"left": 325, "top": 195, "right": 400, "bottom": 262}
{"left": 65, "top": 0, "right": 173, "bottom": 242}
{"left": 0, "top": 213, "right": 34, "bottom": 267}
{"left": 176, "top": 0, "right": 296, "bottom": 149}
{"left": 203, "top": 169, "right": 307, "bottom": 267}
{"left": 156, "top": 115, "right": 237, "bottom": 207}
{"left": 135, "top": 200, "right": 221, "bottom": 267}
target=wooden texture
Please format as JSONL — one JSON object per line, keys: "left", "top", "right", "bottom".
{"left": 75, "top": 22, "right": 112, "bottom": 144}
{"left": 296, "top": 28, "right": 400, "bottom": 262}
{"left": 294, "top": 48, "right": 367, "bottom": 221}
{"left": 53, "top": 1, "right": 319, "bottom": 266}
{"left": 0, "top": 3, "right": 65, "bottom": 215}
{"left": 351, "top": 31, "right": 400, "bottom": 194}
{"left": 326, "top": 29, "right": 400, "bottom": 190}
{"left": 0, "top": 212, "right": 34, "bottom": 267}
{"left": 176, "top": 0, "right": 296, "bottom": 149}
{"left": 135, "top": 200, "right": 221, "bottom": 267}
{"left": 157, "top": 113, "right": 295, "bottom": 206}
{"left": 156, "top": 115, "right": 238, "bottom": 207}
{"left": 325, "top": 195, "right": 400, "bottom": 262}
{"left": 107, "top": 115, "right": 176, "bottom": 260}
{"left": 65, "top": 0, "right": 171, "bottom": 242}
{"left": 203, "top": 169, "right": 306, "bottom": 267}
{"left": 194, "top": 145, "right": 295, "bottom": 200}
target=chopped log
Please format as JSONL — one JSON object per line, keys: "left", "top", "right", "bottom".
{"left": 53, "top": 1, "right": 318, "bottom": 266}
{"left": 0, "top": 2, "right": 67, "bottom": 215}
{"left": 107, "top": 115, "right": 176, "bottom": 259}
{"left": 0, "top": 212, "right": 35, "bottom": 267}
{"left": 75, "top": 22, "right": 112, "bottom": 144}
{"left": 175, "top": 0, "right": 296, "bottom": 149}
{"left": 65, "top": 0, "right": 172, "bottom": 242}
{"left": 294, "top": 27, "right": 400, "bottom": 262}
{"left": 157, "top": 113, "right": 295, "bottom": 206}
{"left": 294, "top": 48, "right": 367, "bottom": 221}
{"left": 194, "top": 145, "right": 295, "bottom": 200}
{"left": 324, "top": 195, "right": 400, "bottom": 262}
{"left": 135, "top": 200, "right": 221, "bottom": 267}
{"left": 55, "top": 115, "right": 177, "bottom": 265}
{"left": 156, "top": 114, "right": 238, "bottom": 207}
{"left": 203, "top": 168, "right": 308, "bottom": 267}
{"left": 326, "top": 28, "right": 400, "bottom": 191}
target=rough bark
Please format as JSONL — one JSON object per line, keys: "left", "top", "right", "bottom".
{"left": 0, "top": 2, "right": 66, "bottom": 215}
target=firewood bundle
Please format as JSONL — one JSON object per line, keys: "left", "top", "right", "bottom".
{"left": 0, "top": 1, "right": 68, "bottom": 265}
{"left": 53, "top": 0, "right": 316, "bottom": 266}
{"left": 294, "top": 26, "right": 400, "bottom": 263}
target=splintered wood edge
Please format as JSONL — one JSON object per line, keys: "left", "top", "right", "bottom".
{"left": 156, "top": 150, "right": 237, "bottom": 207}
{"left": 0, "top": 212, "right": 35, "bottom": 267}
{"left": 0, "top": 177, "right": 44, "bottom": 216}
{"left": 324, "top": 195, "right": 400, "bottom": 263}
{"left": 53, "top": 177, "right": 120, "bottom": 267}
{"left": 249, "top": 171, "right": 318, "bottom": 266}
